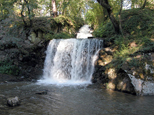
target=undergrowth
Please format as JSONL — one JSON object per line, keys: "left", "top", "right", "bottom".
{"left": 8, "top": 15, "right": 84, "bottom": 40}
{"left": 0, "top": 60, "right": 19, "bottom": 76}
{"left": 44, "top": 32, "right": 74, "bottom": 40}
{"left": 94, "top": 8, "right": 154, "bottom": 69}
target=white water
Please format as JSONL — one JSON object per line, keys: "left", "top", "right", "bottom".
{"left": 39, "top": 38, "right": 103, "bottom": 85}
{"left": 76, "top": 25, "right": 93, "bottom": 38}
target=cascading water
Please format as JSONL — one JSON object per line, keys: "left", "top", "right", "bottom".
{"left": 39, "top": 38, "right": 103, "bottom": 85}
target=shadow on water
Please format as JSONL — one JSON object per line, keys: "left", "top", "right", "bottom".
{"left": 0, "top": 82, "right": 154, "bottom": 115}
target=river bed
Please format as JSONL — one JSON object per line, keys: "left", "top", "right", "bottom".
{"left": 0, "top": 82, "right": 154, "bottom": 115}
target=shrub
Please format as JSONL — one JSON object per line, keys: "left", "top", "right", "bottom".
{"left": 0, "top": 60, "right": 19, "bottom": 76}
{"left": 44, "top": 32, "right": 74, "bottom": 40}
{"left": 93, "top": 21, "right": 116, "bottom": 38}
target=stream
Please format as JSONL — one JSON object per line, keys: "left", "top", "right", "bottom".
{"left": 1, "top": 25, "right": 154, "bottom": 115}
{"left": 0, "top": 82, "right": 154, "bottom": 115}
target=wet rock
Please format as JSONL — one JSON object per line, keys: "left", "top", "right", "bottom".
{"left": 7, "top": 96, "right": 20, "bottom": 107}
{"left": 88, "top": 37, "right": 94, "bottom": 39}
{"left": 35, "top": 90, "right": 48, "bottom": 95}
{"left": 31, "top": 79, "right": 37, "bottom": 82}
{"left": 4, "top": 81, "right": 7, "bottom": 83}
{"left": 0, "top": 94, "right": 5, "bottom": 98}
{"left": 21, "top": 76, "right": 24, "bottom": 79}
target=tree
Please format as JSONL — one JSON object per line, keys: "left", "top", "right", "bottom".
{"left": 119, "top": 0, "right": 124, "bottom": 36}
{"left": 141, "top": 0, "right": 146, "bottom": 9}
{"left": 97, "top": 0, "right": 120, "bottom": 34}
{"left": 52, "top": 0, "right": 58, "bottom": 17}
{"left": 14, "top": 0, "right": 38, "bottom": 38}
{"left": 20, "top": 0, "right": 33, "bottom": 27}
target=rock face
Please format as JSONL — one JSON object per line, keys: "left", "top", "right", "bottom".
{"left": 128, "top": 74, "right": 154, "bottom": 95}
{"left": 123, "top": 53, "right": 154, "bottom": 95}
{"left": 7, "top": 96, "right": 20, "bottom": 107}
{"left": 0, "top": 18, "right": 75, "bottom": 81}
{"left": 0, "top": 33, "right": 48, "bottom": 81}
{"left": 92, "top": 40, "right": 154, "bottom": 95}
{"left": 93, "top": 48, "right": 136, "bottom": 94}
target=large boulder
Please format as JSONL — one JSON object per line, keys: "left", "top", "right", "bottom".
{"left": 122, "top": 53, "right": 154, "bottom": 95}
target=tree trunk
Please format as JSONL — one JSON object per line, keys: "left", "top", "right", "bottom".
{"left": 97, "top": 0, "right": 120, "bottom": 34}
{"left": 24, "top": 0, "right": 32, "bottom": 27}
{"left": 141, "top": 0, "right": 146, "bottom": 9}
{"left": 21, "top": 4, "right": 27, "bottom": 27}
{"left": 50, "top": 0, "right": 52, "bottom": 16}
{"left": 52, "top": 0, "right": 57, "bottom": 18}
{"left": 21, "top": 0, "right": 33, "bottom": 27}
{"left": 119, "top": 0, "right": 124, "bottom": 36}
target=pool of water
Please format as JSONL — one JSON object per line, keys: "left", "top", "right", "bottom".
{"left": 0, "top": 82, "right": 154, "bottom": 115}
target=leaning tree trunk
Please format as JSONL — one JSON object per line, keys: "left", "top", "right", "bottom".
{"left": 141, "top": 0, "right": 146, "bottom": 9}
{"left": 97, "top": 0, "right": 120, "bottom": 34}
{"left": 52, "top": 0, "right": 57, "bottom": 18}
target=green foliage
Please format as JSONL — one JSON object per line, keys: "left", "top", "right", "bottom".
{"left": 97, "top": 8, "right": 154, "bottom": 69}
{"left": 0, "top": 0, "right": 16, "bottom": 20}
{"left": 128, "top": 58, "right": 143, "bottom": 68}
{"left": 8, "top": 16, "right": 77, "bottom": 39}
{"left": 53, "top": 15, "right": 75, "bottom": 27}
{"left": 73, "top": 17, "right": 84, "bottom": 30}
{"left": 94, "top": 8, "right": 154, "bottom": 38}
{"left": 0, "top": 60, "right": 19, "bottom": 76}
{"left": 121, "top": 8, "right": 154, "bottom": 36}
{"left": 53, "top": 32, "right": 74, "bottom": 39}
{"left": 93, "top": 21, "right": 116, "bottom": 38}
{"left": 44, "top": 32, "right": 74, "bottom": 40}
{"left": 85, "top": 2, "right": 105, "bottom": 28}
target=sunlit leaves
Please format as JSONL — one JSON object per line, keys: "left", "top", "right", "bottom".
{"left": 85, "top": 2, "right": 105, "bottom": 28}
{"left": 0, "top": 0, "right": 16, "bottom": 20}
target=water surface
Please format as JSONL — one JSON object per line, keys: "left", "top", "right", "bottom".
{"left": 0, "top": 82, "right": 154, "bottom": 115}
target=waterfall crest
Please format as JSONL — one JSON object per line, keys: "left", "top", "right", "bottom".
{"left": 39, "top": 38, "right": 103, "bottom": 85}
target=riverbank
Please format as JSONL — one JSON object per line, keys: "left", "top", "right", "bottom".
{"left": 92, "top": 8, "right": 154, "bottom": 95}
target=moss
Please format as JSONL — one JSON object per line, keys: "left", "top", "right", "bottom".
{"left": 8, "top": 15, "right": 83, "bottom": 40}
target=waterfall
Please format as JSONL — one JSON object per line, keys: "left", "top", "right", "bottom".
{"left": 39, "top": 38, "right": 103, "bottom": 85}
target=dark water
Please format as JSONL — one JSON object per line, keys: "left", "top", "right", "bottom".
{"left": 0, "top": 82, "right": 154, "bottom": 115}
